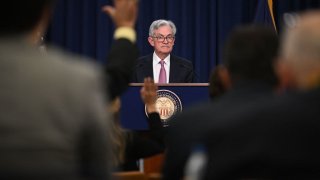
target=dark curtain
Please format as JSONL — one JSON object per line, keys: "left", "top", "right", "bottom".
{"left": 46, "top": 0, "right": 320, "bottom": 82}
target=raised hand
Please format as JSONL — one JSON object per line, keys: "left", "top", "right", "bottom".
{"left": 102, "top": 0, "right": 139, "bottom": 28}
{"left": 140, "top": 77, "right": 158, "bottom": 113}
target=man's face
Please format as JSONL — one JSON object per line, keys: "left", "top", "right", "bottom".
{"left": 148, "top": 25, "right": 175, "bottom": 56}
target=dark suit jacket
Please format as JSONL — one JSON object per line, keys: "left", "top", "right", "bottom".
{"left": 132, "top": 54, "right": 195, "bottom": 83}
{"left": 119, "top": 113, "right": 165, "bottom": 171}
{"left": 203, "top": 87, "right": 320, "bottom": 179}
{"left": 162, "top": 81, "right": 275, "bottom": 180}
{"left": 105, "top": 38, "right": 139, "bottom": 100}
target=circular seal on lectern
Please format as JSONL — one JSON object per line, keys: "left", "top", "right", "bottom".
{"left": 145, "top": 89, "right": 182, "bottom": 126}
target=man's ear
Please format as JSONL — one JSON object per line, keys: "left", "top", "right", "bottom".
{"left": 148, "top": 36, "right": 155, "bottom": 47}
{"left": 29, "top": 6, "right": 52, "bottom": 45}
{"left": 219, "top": 66, "right": 232, "bottom": 90}
{"left": 274, "top": 58, "right": 295, "bottom": 91}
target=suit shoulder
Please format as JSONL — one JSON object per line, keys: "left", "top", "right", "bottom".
{"left": 137, "top": 54, "right": 152, "bottom": 62}
{"left": 136, "top": 54, "right": 153, "bottom": 66}
{"left": 46, "top": 48, "right": 103, "bottom": 82}
{"left": 171, "top": 55, "right": 193, "bottom": 66}
{"left": 171, "top": 55, "right": 194, "bottom": 72}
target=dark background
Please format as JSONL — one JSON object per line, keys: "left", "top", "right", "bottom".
{"left": 46, "top": 0, "right": 320, "bottom": 82}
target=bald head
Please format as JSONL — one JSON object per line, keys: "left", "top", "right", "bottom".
{"left": 279, "top": 11, "right": 320, "bottom": 89}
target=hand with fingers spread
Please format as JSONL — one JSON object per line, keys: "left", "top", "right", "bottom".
{"left": 102, "top": 0, "right": 139, "bottom": 28}
{"left": 140, "top": 77, "right": 158, "bottom": 114}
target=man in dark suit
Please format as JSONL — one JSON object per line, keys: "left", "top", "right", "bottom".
{"left": 203, "top": 12, "right": 320, "bottom": 179}
{"left": 162, "top": 25, "right": 279, "bottom": 179}
{"left": 132, "top": 19, "right": 195, "bottom": 83}
{"left": 0, "top": 0, "right": 138, "bottom": 179}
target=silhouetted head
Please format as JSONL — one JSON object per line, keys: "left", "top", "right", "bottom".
{"left": 0, "top": 0, "right": 55, "bottom": 36}
{"left": 278, "top": 11, "right": 320, "bottom": 90}
{"left": 223, "top": 25, "right": 279, "bottom": 86}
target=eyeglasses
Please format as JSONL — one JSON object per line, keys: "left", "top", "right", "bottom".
{"left": 152, "top": 35, "right": 175, "bottom": 43}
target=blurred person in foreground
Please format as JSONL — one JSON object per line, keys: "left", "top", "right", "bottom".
{"left": 109, "top": 78, "right": 165, "bottom": 171}
{"left": 132, "top": 19, "right": 195, "bottom": 83}
{"left": 162, "top": 25, "right": 279, "bottom": 180}
{"left": 202, "top": 11, "right": 320, "bottom": 179}
{"left": 0, "top": 0, "right": 138, "bottom": 179}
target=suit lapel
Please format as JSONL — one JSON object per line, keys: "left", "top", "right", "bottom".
{"left": 169, "top": 55, "right": 178, "bottom": 83}
{"left": 143, "top": 55, "right": 154, "bottom": 80}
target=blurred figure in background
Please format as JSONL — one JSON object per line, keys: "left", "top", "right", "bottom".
{"left": 102, "top": 0, "right": 139, "bottom": 100}
{"left": 208, "top": 65, "right": 231, "bottom": 99}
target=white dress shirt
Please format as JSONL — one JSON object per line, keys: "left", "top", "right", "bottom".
{"left": 153, "top": 52, "right": 170, "bottom": 83}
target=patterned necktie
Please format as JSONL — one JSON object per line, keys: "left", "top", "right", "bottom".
{"left": 158, "top": 60, "right": 167, "bottom": 83}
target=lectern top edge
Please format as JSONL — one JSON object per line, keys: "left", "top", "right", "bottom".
{"left": 129, "top": 83, "right": 209, "bottom": 87}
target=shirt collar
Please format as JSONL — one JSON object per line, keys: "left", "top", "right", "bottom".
{"left": 153, "top": 52, "right": 170, "bottom": 64}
